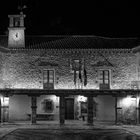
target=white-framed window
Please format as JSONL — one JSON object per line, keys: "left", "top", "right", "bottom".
{"left": 43, "top": 69, "right": 55, "bottom": 89}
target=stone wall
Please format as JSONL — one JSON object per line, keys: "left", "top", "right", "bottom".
{"left": 117, "top": 96, "right": 139, "bottom": 124}
{"left": 0, "top": 49, "right": 137, "bottom": 90}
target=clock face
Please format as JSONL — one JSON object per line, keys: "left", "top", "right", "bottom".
{"left": 13, "top": 32, "right": 21, "bottom": 41}
{"left": 8, "top": 29, "right": 25, "bottom": 47}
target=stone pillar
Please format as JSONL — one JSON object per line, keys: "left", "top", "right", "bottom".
{"left": 115, "top": 96, "right": 118, "bottom": 124}
{"left": 0, "top": 98, "right": 1, "bottom": 123}
{"left": 87, "top": 96, "right": 93, "bottom": 125}
{"left": 138, "top": 99, "right": 140, "bottom": 124}
{"left": 59, "top": 96, "right": 65, "bottom": 125}
{"left": 138, "top": 107, "right": 140, "bottom": 124}
{"left": 114, "top": 96, "right": 122, "bottom": 125}
{"left": 136, "top": 107, "right": 140, "bottom": 124}
{"left": 31, "top": 96, "right": 37, "bottom": 124}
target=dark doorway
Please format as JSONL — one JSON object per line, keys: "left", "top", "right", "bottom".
{"left": 65, "top": 98, "right": 74, "bottom": 120}
{"left": 3, "top": 106, "right": 9, "bottom": 122}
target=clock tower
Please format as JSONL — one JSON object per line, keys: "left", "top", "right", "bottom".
{"left": 8, "top": 12, "right": 26, "bottom": 48}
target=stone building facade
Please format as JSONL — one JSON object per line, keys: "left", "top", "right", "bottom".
{"left": 0, "top": 12, "right": 140, "bottom": 125}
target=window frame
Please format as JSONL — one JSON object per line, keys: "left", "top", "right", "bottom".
{"left": 69, "top": 59, "right": 83, "bottom": 73}
{"left": 98, "top": 69, "right": 111, "bottom": 85}
{"left": 43, "top": 69, "right": 55, "bottom": 89}
{"left": 42, "top": 99, "right": 54, "bottom": 113}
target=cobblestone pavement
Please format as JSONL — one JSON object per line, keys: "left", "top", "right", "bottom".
{"left": 0, "top": 121, "right": 140, "bottom": 140}
{"left": 1, "top": 128, "right": 139, "bottom": 140}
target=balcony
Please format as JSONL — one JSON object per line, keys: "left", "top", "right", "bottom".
{"left": 43, "top": 83, "right": 54, "bottom": 90}
{"left": 99, "top": 84, "right": 110, "bottom": 90}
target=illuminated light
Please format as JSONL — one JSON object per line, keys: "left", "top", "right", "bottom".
{"left": 52, "top": 95, "right": 57, "bottom": 101}
{"left": 0, "top": 96, "right": 3, "bottom": 104}
{"left": 122, "top": 96, "right": 135, "bottom": 107}
{"left": 1, "top": 97, "right": 9, "bottom": 106}
{"left": 51, "top": 95, "right": 59, "bottom": 102}
{"left": 77, "top": 95, "right": 87, "bottom": 102}
{"left": 56, "top": 96, "right": 59, "bottom": 102}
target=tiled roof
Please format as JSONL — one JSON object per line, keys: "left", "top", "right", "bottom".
{"left": 0, "top": 35, "right": 8, "bottom": 47}
{"left": 0, "top": 35, "right": 140, "bottom": 50}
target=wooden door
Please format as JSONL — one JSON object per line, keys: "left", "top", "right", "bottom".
{"left": 65, "top": 98, "right": 74, "bottom": 120}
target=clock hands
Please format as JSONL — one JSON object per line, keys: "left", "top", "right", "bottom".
{"left": 15, "top": 33, "right": 18, "bottom": 38}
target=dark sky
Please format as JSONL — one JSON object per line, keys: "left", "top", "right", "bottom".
{"left": 0, "top": 0, "right": 140, "bottom": 37}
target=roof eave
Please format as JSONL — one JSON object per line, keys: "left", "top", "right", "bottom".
{"left": 132, "top": 45, "right": 140, "bottom": 53}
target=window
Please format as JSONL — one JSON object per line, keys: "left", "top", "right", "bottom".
{"left": 43, "top": 70, "right": 54, "bottom": 89}
{"left": 99, "top": 70, "right": 110, "bottom": 89}
{"left": 70, "top": 59, "right": 82, "bottom": 72}
{"left": 99, "top": 70, "right": 110, "bottom": 84}
{"left": 42, "top": 99, "right": 54, "bottom": 113}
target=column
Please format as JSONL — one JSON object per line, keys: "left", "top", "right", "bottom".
{"left": 59, "top": 96, "right": 65, "bottom": 125}
{"left": 114, "top": 96, "right": 122, "bottom": 125}
{"left": 0, "top": 98, "right": 1, "bottom": 123}
{"left": 115, "top": 96, "right": 118, "bottom": 124}
{"left": 136, "top": 107, "right": 140, "bottom": 124}
{"left": 87, "top": 96, "right": 93, "bottom": 125}
{"left": 138, "top": 107, "right": 140, "bottom": 124}
{"left": 138, "top": 99, "right": 140, "bottom": 124}
{"left": 31, "top": 96, "right": 37, "bottom": 124}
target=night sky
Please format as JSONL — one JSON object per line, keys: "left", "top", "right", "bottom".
{"left": 0, "top": 0, "right": 140, "bottom": 38}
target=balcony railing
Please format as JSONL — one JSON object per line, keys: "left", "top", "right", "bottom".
{"left": 43, "top": 83, "right": 54, "bottom": 90}
{"left": 99, "top": 84, "right": 110, "bottom": 90}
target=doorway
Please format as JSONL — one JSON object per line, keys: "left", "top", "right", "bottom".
{"left": 65, "top": 98, "right": 74, "bottom": 120}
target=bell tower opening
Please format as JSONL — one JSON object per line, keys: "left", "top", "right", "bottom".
{"left": 8, "top": 12, "right": 26, "bottom": 48}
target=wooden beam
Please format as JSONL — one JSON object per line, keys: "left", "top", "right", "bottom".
{"left": 0, "top": 89, "right": 139, "bottom": 97}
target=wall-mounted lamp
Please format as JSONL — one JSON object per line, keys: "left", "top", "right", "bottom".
{"left": 1, "top": 97, "right": 9, "bottom": 106}
{"left": 77, "top": 95, "right": 87, "bottom": 102}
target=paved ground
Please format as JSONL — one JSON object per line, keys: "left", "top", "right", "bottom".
{"left": 0, "top": 121, "right": 140, "bottom": 140}
{"left": 1, "top": 129, "right": 139, "bottom": 140}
